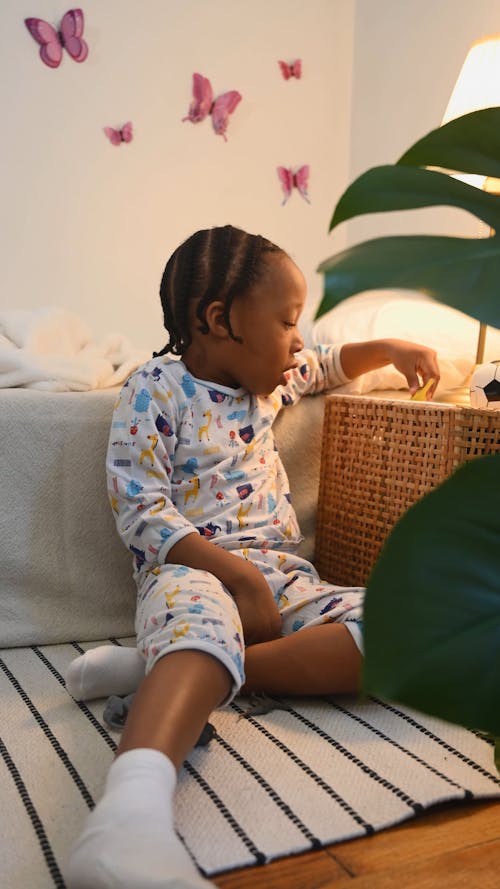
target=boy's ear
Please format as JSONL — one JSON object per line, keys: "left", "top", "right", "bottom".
{"left": 203, "top": 301, "right": 232, "bottom": 339}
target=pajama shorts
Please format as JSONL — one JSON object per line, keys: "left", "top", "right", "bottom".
{"left": 135, "top": 548, "right": 365, "bottom": 701}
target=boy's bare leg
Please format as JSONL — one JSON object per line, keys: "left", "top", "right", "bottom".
{"left": 67, "top": 650, "right": 231, "bottom": 889}
{"left": 117, "top": 650, "right": 231, "bottom": 767}
{"left": 242, "top": 623, "right": 362, "bottom": 696}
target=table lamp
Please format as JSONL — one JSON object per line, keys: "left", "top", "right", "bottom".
{"left": 440, "top": 35, "right": 500, "bottom": 403}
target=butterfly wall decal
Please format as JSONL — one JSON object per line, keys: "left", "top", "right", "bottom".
{"left": 277, "top": 165, "right": 310, "bottom": 205}
{"left": 103, "top": 122, "right": 133, "bottom": 146}
{"left": 24, "top": 9, "right": 88, "bottom": 68}
{"left": 278, "top": 59, "right": 302, "bottom": 80}
{"left": 182, "top": 73, "right": 242, "bottom": 141}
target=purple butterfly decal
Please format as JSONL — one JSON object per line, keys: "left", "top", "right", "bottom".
{"left": 278, "top": 59, "right": 302, "bottom": 80}
{"left": 104, "top": 122, "right": 133, "bottom": 146}
{"left": 182, "top": 73, "right": 242, "bottom": 141}
{"left": 277, "top": 165, "right": 310, "bottom": 205}
{"left": 24, "top": 9, "right": 88, "bottom": 68}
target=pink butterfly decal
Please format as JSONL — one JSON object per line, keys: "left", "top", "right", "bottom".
{"left": 182, "top": 73, "right": 242, "bottom": 141}
{"left": 103, "top": 122, "right": 133, "bottom": 146}
{"left": 278, "top": 59, "right": 302, "bottom": 80}
{"left": 24, "top": 9, "right": 88, "bottom": 68}
{"left": 277, "top": 166, "right": 310, "bottom": 205}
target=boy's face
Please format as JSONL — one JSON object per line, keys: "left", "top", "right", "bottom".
{"left": 227, "top": 254, "right": 306, "bottom": 395}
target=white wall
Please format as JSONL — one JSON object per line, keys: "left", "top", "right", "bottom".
{"left": 0, "top": 0, "right": 355, "bottom": 350}
{"left": 4, "top": 0, "right": 499, "bottom": 354}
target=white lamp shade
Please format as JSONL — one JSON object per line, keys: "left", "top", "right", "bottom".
{"left": 442, "top": 35, "right": 500, "bottom": 189}
{"left": 442, "top": 35, "right": 500, "bottom": 124}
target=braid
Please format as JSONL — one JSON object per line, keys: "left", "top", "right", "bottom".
{"left": 221, "top": 234, "right": 261, "bottom": 343}
{"left": 154, "top": 225, "right": 285, "bottom": 357}
{"left": 194, "top": 226, "right": 232, "bottom": 335}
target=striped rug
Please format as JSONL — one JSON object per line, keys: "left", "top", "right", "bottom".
{"left": 1, "top": 639, "right": 499, "bottom": 888}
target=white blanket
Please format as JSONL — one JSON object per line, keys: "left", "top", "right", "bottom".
{"left": 0, "top": 308, "right": 150, "bottom": 390}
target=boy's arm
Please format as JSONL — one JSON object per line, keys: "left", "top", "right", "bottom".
{"left": 339, "top": 338, "right": 440, "bottom": 397}
{"left": 107, "top": 381, "right": 198, "bottom": 571}
{"left": 278, "top": 338, "right": 439, "bottom": 405}
{"left": 277, "top": 344, "right": 350, "bottom": 404}
{"left": 168, "top": 534, "right": 281, "bottom": 645}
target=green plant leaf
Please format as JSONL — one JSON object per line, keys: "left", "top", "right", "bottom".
{"left": 476, "top": 731, "right": 500, "bottom": 773}
{"left": 329, "top": 165, "right": 500, "bottom": 233}
{"left": 316, "top": 233, "right": 500, "bottom": 327}
{"left": 398, "top": 107, "right": 500, "bottom": 178}
{"left": 363, "top": 454, "right": 500, "bottom": 736}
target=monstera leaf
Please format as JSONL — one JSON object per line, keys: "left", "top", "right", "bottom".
{"left": 317, "top": 232, "right": 500, "bottom": 328}
{"left": 316, "top": 107, "right": 500, "bottom": 326}
{"left": 397, "top": 106, "right": 500, "bottom": 177}
{"left": 363, "top": 455, "right": 500, "bottom": 736}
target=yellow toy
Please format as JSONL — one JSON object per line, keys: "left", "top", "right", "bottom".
{"left": 411, "top": 377, "right": 436, "bottom": 401}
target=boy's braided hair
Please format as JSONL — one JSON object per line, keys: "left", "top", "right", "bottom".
{"left": 154, "top": 225, "right": 286, "bottom": 357}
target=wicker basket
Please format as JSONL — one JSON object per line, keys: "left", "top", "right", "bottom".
{"left": 314, "top": 394, "right": 500, "bottom": 587}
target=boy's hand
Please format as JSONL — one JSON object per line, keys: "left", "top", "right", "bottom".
{"left": 167, "top": 533, "right": 282, "bottom": 645}
{"left": 340, "top": 339, "right": 440, "bottom": 398}
{"left": 385, "top": 339, "right": 440, "bottom": 398}
{"left": 229, "top": 564, "right": 282, "bottom": 645}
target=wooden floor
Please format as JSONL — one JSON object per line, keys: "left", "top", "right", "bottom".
{"left": 213, "top": 798, "right": 500, "bottom": 888}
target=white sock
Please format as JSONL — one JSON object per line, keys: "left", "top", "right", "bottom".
{"left": 65, "top": 645, "right": 146, "bottom": 701}
{"left": 66, "top": 748, "right": 214, "bottom": 889}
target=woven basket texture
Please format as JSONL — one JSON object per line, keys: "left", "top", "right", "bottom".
{"left": 315, "top": 394, "right": 500, "bottom": 587}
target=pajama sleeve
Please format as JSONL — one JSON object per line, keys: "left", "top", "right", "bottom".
{"left": 106, "top": 375, "right": 197, "bottom": 571}
{"left": 277, "top": 344, "right": 351, "bottom": 405}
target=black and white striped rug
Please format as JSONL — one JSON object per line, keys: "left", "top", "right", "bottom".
{"left": 2, "top": 639, "right": 499, "bottom": 888}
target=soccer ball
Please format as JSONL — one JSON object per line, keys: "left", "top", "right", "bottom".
{"left": 469, "top": 360, "right": 500, "bottom": 410}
